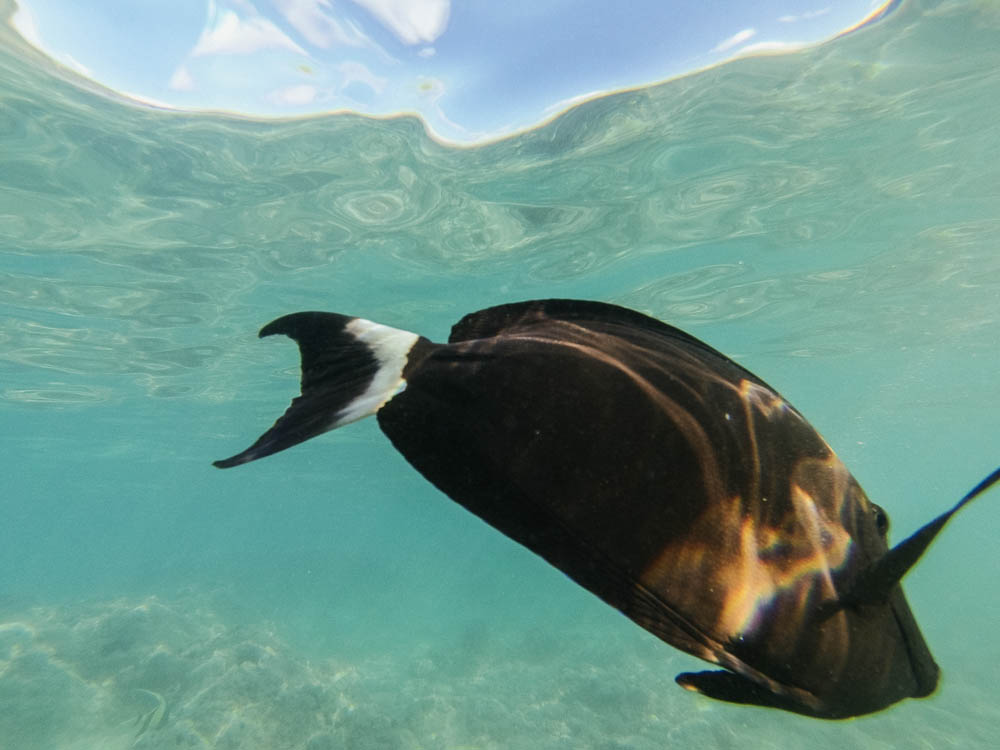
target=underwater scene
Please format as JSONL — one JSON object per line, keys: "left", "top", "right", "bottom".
{"left": 2, "top": 0, "right": 1000, "bottom": 747}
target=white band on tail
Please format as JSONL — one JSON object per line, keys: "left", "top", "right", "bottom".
{"left": 334, "top": 318, "right": 420, "bottom": 427}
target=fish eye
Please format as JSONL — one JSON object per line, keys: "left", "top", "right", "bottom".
{"left": 872, "top": 503, "right": 890, "bottom": 537}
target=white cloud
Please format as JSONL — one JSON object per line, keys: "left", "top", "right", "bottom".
{"left": 121, "top": 91, "right": 176, "bottom": 109}
{"left": 737, "top": 40, "right": 807, "bottom": 55}
{"left": 542, "top": 90, "right": 607, "bottom": 118}
{"left": 11, "top": 4, "right": 43, "bottom": 48}
{"left": 11, "top": 9, "right": 95, "bottom": 80}
{"left": 349, "top": 0, "right": 450, "bottom": 45}
{"left": 169, "top": 65, "right": 196, "bottom": 91}
{"left": 230, "top": 0, "right": 263, "bottom": 13}
{"left": 778, "top": 8, "right": 831, "bottom": 23}
{"left": 418, "top": 46, "right": 435, "bottom": 58}
{"left": 192, "top": 9, "right": 308, "bottom": 56}
{"left": 269, "top": 83, "right": 318, "bottom": 105}
{"left": 712, "top": 28, "right": 756, "bottom": 53}
{"left": 61, "top": 53, "right": 93, "bottom": 78}
{"left": 337, "top": 60, "right": 388, "bottom": 94}
{"left": 273, "top": 0, "right": 373, "bottom": 48}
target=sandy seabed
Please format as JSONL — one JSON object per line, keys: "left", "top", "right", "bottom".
{"left": 1, "top": 590, "right": 996, "bottom": 750}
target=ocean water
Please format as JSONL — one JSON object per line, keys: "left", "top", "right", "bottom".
{"left": 2, "top": 0, "right": 999, "bottom": 747}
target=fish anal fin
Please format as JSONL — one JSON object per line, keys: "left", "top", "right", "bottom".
{"left": 676, "top": 670, "right": 818, "bottom": 714}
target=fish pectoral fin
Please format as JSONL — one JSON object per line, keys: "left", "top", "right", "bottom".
{"left": 676, "top": 670, "right": 805, "bottom": 712}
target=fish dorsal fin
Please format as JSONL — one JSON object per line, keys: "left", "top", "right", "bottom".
{"left": 841, "top": 465, "right": 1000, "bottom": 608}
{"left": 448, "top": 299, "right": 729, "bottom": 358}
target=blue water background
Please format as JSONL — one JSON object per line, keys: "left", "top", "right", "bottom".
{"left": 2, "top": 0, "right": 999, "bottom": 747}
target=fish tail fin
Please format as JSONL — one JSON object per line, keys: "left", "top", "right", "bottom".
{"left": 214, "top": 312, "right": 436, "bottom": 468}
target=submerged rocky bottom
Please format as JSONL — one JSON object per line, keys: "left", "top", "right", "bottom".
{"left": 0, "top": 590, "right": 996, "bottom": 749}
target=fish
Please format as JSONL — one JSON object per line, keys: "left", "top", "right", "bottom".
{"left": 213, "top": 299, "right": 998, "bottom": 719}
{"left": 131, "top": 688, "right": 167, "bottom": 743}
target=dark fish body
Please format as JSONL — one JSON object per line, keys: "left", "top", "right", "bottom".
{"left": 215, "top": 299, "right": 998, "bottom": 719}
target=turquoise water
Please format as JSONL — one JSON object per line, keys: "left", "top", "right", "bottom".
{"left": 2, "top": 0, "right": 1000, "bottom": 746}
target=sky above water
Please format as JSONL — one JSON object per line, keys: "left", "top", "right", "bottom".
{"left": 12, "top": 0, "right": 892, "bottom": 142}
